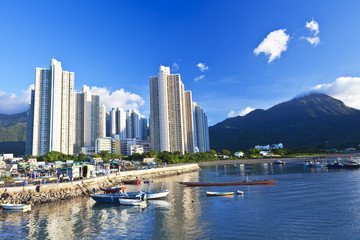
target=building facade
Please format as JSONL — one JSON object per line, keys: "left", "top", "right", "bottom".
{"left": 109, "top": 108, "right": 147, "bottom": 140}
{"left": 26, "top": 59, "right": 106, "bottom": 156}
{"left": 149, "top": 65, "right": 209, "bottom": 154}
{"left": 193, "top": 104, "right": 210, "bottom": 152}
{"left": 74, "top": 85, "right": 104, "bottom": 154}
{"left": 26, "top": 59, "right": 75, "bottom": 156}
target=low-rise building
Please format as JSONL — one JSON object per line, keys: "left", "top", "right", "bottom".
{"left": 234, "top": 152, "right": 244, "bottom": 158}
{"left": 255, "top": 143, "right": 283, "bottom": 150}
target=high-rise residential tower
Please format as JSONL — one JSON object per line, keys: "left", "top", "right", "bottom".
{"left": 150, "top": 65, "right": 205, "bottom": 154}
{"left": 109, "top": 108, "right": 147, "bottom": 140}
{"left": 73, "top": 85, "right": 104, "bottom": 153}
{"left": 99, "top": 104, "right": 106, "bottom": 138}
{"left": 150, "top": 66, "right": 210, "bottom": 153}
{"left": 26, "top": 59, "right": 75, "bottom": 156}
{"left": 193, "top": 103, "right": 210, "bottom": 152}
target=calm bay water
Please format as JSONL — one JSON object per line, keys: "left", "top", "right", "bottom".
{"left": 2, "top": 162, "right": 360, "bottom": 239}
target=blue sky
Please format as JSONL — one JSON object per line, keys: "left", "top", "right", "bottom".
{"left": 1, "top": 1, "right": 360, "bottom": 125}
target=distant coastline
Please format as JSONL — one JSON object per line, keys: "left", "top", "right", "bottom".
{"left": 193, "top": 152, "right": 360, "bottom": 167}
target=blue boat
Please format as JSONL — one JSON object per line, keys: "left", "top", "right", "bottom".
{"left": 90, "top": 192, "right": 146, "bottom": 203}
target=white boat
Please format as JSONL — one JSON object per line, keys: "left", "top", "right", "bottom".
{"left": 1, "top": 204, "right": 31, "bottom": 211}
{"left": 119, "top": 199, "right": 147, "bottom": 207}
{"left": 206, "top": 191, "right": 235, "bottom": 196}
{"left": 146, "top": 190, "right": 170, "bottom": 200}
{"left": 236, "top": 190, "right": 244, "bottom": 195}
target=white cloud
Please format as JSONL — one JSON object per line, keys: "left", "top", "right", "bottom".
{"left": 194, "top": 75, "right": 205, "bottom": 82}
{"left": 0, "top": 85, "right": 33, "bottom": 114}
{"left": 0, "top": 85, "right": 145, "bottom": 115}
{"left": 171, "top": 63, "right": 179, "bottom": 72}
{"left": 302, "top": 19, "right": 320, "bottom": 46}
{"left": 196, "top": 63, "right": 209, "bottom": 72}
{"left": 302, "top": 36, "right": 320, "bottom": 46}
{"left": 228, "top": 107, "right": 255, "bottom": 117}
{"left": 254, "top": 29, "right": 290, "bottom": 63}
{"left": 305, "top": 19, "right": 319, "bottom": 36}
{"left": 89, "top": 86, "right": 145, "bottom": 111}
{"left": 312, "top": 77, "right": 360, "bottom": 109}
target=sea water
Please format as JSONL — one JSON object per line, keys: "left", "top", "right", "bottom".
{"left": 1, "top": 162, "right": 360, "bottom": 240}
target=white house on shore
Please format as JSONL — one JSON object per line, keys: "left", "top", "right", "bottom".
{"left": 255, "top": 143, "right": 283, "bottom": 150}
{"left": 234, "top": 152, "right": 244, "bottom": 158}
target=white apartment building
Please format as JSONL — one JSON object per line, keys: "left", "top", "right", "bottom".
{"left": 26, "top": 59, "right": 75, "bottom": 156}
{"left": 149, "top": 66, "right": 209, "bottom": 154}
{"left": 99, "top": 104, "right": 106, "bottom": 138}
{"left": 150, "top": 66, "right": 185, "bottom": 153}
{"left": 95, "top": 137, "right": 112, "bottom": 154}
{"left": 73, "top": 85, "right": 104, "bottom": 154}
{"left": 26, "top": 60, "right": 106, "bottom": 156}
{"left": 109, "top": 108, "right": 148, "bottom": 140}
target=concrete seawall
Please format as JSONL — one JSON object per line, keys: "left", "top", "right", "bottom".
{"left": 0, "top": 164, "right": 200, "bottom": 205}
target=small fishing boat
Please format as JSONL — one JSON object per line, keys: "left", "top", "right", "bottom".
{"left": 122, "top": 179, "right": 141, "bottom": 185}
{"left": 145, "top": 190, "right": 170, "bottom": 200}
{"left": 206, "top": 191, "right": 234, "bottom": 196}
{"left": 119, "top": 199, "right": 147, "bottom": 207}
{"left": 100, "top": 186, "right": 126, "bottom": 193}
{"left": 273, "top": 160, "right": 285, "bottom": 165}
{"left": 179, "top": 179, "right": 278, "bottom": 186}
{"left": 144, "top": 179, "right": 153, "bottom": 184}
{"left": 236, "top": 190, "right": 244, "bottom": 195}
{"left": 90, "top": 192, "right": 146, "bottom": 203}
{"left": 1, "top": 204, "right": 31, "bottom": 212}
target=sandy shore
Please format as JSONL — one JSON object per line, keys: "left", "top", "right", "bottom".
{"left": 195, "top": 152, "right": 360, "bottom": 167}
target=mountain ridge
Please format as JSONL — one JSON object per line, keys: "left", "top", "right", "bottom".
{"left": 0, "top": 112, "right": 27, "bottom": 155}
{"left": 209, "top": 93, "right": 360, "bottom": 151}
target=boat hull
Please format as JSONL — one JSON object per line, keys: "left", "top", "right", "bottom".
{"left": 179, "top": 179, "right": 278, "bottom": 186}
{"left": 206, "top": 191, "right": 234, "bottom": 196}
{"left": 100, "top": 187, "right": 126, "bottom": 193}
{"left": 90, "top": 192, "right": 145, "bottom": 203}
{"left": 146, "top": 190, "right": 170, "bottom": 200}
{"left": 1, "top": 204, "right": 31, "bottom": 211}
{"left": 119, "top": 199, "right": 147, "bottom": 207}
{"left": 122, "top": 180, "right": 141, "bottom": 185}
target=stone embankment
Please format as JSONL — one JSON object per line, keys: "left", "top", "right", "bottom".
{"left": 0, "top": 164, "right": 200, "bottom": 206}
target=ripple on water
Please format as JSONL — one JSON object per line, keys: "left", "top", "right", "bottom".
{"left": 2, "top": 165, "right": 360, "bottom": 239}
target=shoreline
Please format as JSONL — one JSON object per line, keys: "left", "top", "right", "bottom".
{"left": 0, "top": 164, "right": 200, "bottom": 205}
{"left": 194, "top": 152, "right": 360, "bottom": 167}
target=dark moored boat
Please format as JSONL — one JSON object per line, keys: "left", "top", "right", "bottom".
{"left": 179, "top": 179, "right": 278, "bottom": 186}
{"left": 90, "top": 192, "right": 145, "bottom": 203}
{"left": 122, "top": 179, "right": 141, "bottom": 185}
{"left": 100, "top": 186, "right": 127, "bottom": 193}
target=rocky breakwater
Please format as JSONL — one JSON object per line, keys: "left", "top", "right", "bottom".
{"left": 0, "top": 183, "right": 95, "bottom": 206}
{"left": 0, "top": 163, "right": 200, "bottom": 206}
{"left": 114, "top": 163, "right": 201, "bottom": 181}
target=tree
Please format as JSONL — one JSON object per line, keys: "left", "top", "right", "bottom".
{"left": 222, "top": 149, "right": 231, "bottom": 156}
{"left": 145, "top": 150, "right": 158, "bottom": 159}
{"left": 271, "top": 148, "right": 284, "bottom": 156}
{"left": 99, "top": 151, "right": 111, "bottom": 162}
{"left": 77, "top": 152, "right": 87, "bottom": 161}
{"left": 158, "top": 151, "right": 174, "bottom": 163}
{"left": 245, "top": 148, "right": 260, "bottom": 158}
{"left": 209, "top": 150, "right": 217, "bottom": 156}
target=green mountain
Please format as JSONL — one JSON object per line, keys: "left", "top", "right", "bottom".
{"left": 209, "top": 93, "right": 360, "bottom": 151}
{"left": 0, "top": 112, "right": 27, "bottom": 155}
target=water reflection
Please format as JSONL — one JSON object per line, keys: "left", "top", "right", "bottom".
{"left": 3, "top": 163, "right": 360, "bottom": 239}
